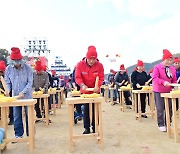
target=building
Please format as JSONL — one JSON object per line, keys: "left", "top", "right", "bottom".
{"left": 50, "top": 56, "right": 71, "bottom": 76}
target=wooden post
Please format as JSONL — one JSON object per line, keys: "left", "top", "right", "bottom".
{"left": 164, "top": 98, "right": 171, "bottom": 138}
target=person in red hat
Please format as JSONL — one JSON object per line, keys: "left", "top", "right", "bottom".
{"left": 75, "top": 45, "right": 104, "bottom": 134}
{"left": 152, "top": 49, "right": 177, "bottom": 132}
{"left": 0, "top": 60, "right": 6, "bottom": 93}
{"left": 173, "top": 57, "right": 180, "bottom": 83}
{"left": 115, "top": 64, "right": 132, "bottom": 107}
{"left": 131, "top": 60, "right": 149, "bottom": 118}
{"left": 33, "top": 60, "right": 49, "bottom": 121}
{"left": 4, "top": 47, "right": 33, "bottom": 138}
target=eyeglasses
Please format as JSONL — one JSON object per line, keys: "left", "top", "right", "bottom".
{"left": 0, "top": 71, "right": 3, "bottom": 73}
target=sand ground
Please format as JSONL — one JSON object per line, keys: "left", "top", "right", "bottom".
{"left": 2, "top": 99, "right": 180, "bottom": 154}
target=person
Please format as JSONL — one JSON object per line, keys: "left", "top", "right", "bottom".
{"left": 173, "top": 57, "right": 180, "bottom": 83}
{"left": 4, "top": 47, "right": 33, "bottom": 138}
{"left": 152, "top": 49, "right": 177, "bottom": 132}
{"left": 33, "top": 60, "right": 49, "bottom": 122}
{"left": 115, "top": 64, "right": 132, "bottom": 106}
{"left": 173, "top": 57, "right": 180, "bottom": 110}
{"left": 75, "top": 45, "right": 104, "bottom": 134}
{"left": 131, "top": 60, "right": 148, "bottom": 118}
{"left": 42, "top": 65, "right": 53, "bottom": 111}
{"left": 0, "top": 60, "right": 14, "bottom": 125}
{"left": 107, "top": 69, "right": 117, "bottom": 103}
{"left": 71, "top": 67, "right": 83, "bottom": 124}
{"left": 51, "top": 70, "right": 59, "bottom": 106}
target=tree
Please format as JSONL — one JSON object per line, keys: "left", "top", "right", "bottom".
{"left": 0, "top": 49, "right": 9, "bottom": 64}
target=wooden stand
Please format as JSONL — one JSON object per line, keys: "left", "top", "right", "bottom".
{"left": 33, "top": 94, "right": 50, "bottom": 126}
{"left": 100, "top": 85, "right": 108, "bottom": 103}
{"left": 48, "top": 91, "right": 56, "bottom": 115}
{"left": 161, "top": 93, "right": 180, "bottom": 143}
{"left": 56, "top": 89, "right": 62, "bottom": 108}
{"left": 132, "top": 90, "right": 155, "bottom": 122}
{"left": 118, "top": 89, "right": 132, "bottom": 112}
{"left": 66, "top": 97, "right": 104, "bottom": 153}
{"left": 0, "top": 99, "right": 37, "bottom": 154}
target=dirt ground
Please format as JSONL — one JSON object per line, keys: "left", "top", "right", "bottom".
{"left": 2, "top": 98, "right": 180, "bottom": 154}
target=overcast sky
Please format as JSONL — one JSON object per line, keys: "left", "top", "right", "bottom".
{"left": 1, "top": 0, "right": 180, "bottom": 73}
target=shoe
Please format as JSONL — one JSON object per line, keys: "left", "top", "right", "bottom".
{"left": 8, "top": 121, "right": 14, "bottom": 125}
{"left": 158, "top": 126, "right": 167, "bottom": 132}
{"left": 35, "top": 120, "right": 43, "bottom": 123}
{"left": 92, "top": 127, "right": 95, "bottom": 133}
{"left": 12, "top": 136, "right": 23, "bottom": 144}
{"left": 74, "top": 118, "right": 78, "bottom": 124}
{"left": 83, "top": 128, "right": 90, "bottom": 134}
{"left": 141, "top": 115, "right": 148, "bottom": 118}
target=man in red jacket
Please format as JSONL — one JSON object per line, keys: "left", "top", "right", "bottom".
{"left": 75, "top": 46, "right": 104, "bottom": 134}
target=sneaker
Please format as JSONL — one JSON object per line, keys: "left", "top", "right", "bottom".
{"left": 83, "top": 128, "right": 90, "bottom": 134}
{"left": 74, "top": 118, "right": 78, "bottom": 124}
{"left": 141, "top": 115, "right": 148, "bottom": 118}
{"left": 158, "top": 126, "right": 167, "bottom": 132}
{"left": 8, "top": 121, "right": 14, "bottom": 125}
{"left": 35, "top": 120, "right": 43, "bottom": 123}
{"left": 12, "top": 136, "right": 23, "bottom": 144}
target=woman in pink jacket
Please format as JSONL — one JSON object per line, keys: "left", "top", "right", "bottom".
{"left": 152, "top": 49, "right": 177, "bottom": 132}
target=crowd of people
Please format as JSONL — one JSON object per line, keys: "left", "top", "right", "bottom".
{"left": 0, "top": 46, "right": 180, "bottom": 141}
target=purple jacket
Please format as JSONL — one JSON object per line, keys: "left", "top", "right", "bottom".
{"left": 152, "top": 63, "right": 177, "bottom": 93}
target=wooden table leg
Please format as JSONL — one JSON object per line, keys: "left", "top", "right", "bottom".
{"left": 28, "top": 106, "right": 35, "bottom": 153}
{"left": 68, "top": 104, "right": 74, "bottom": 152}
{"left": 122, "top": 91, "right": 125, "bottom": 112}
{"left": 172, "top": 98, "right": 179, "bottom": 142}
{"left": 110, "top": 89, "right": 113, "bottom": 105}
{"left": 44, "top": 98, "right": 49, "bottom": 126}
{"left": 53, "top": 94, "right": 56, "bottom": 116}
{"left": 95, "top": 103, "right": 98, "bottom": 134}
{"left": 58, "top": 92, "right": 61, "bottom": 109}
{"left": 105, "top": 88, "right": 108, "bottom": 103}
{"left": 164, "top": 98, "right": 171, "bottom": 138}
{"left": 98, "top": 103, "right": 104, "bottom": 148}
{"left": 150, "top": 92, "right": 154, "bottom": 119}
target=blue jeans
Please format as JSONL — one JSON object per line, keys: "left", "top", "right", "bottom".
{"left": 13, "top": 106, "right": 28, "bottom": 137}
{"left": 108, "top": 89, "right": 117, "bottom": 101}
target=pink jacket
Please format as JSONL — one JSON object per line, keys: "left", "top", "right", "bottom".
{"left": 152, "top": 63, "right": 177, "bottom": 93}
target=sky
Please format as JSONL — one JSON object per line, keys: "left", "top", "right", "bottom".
{"left": 1, "top": 0, "right": 180, "bottom": 73}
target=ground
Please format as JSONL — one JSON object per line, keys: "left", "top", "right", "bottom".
{"left": 2, "top": 100, "right": 180, "bottom": 154}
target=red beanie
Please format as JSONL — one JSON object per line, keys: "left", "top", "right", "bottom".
{"left": 35, "top": 60, "right": 43, "bottom": 71}
{"left": 0, "top": 61, "right": 6, "bottom": 71}
{"left": 51, "top": 70, "right": 56, "bottom": 75}
{"left": 10, "top": 47, "right": 23, "bottom": 60}
{"left": 120, "top": 64, "right": 126, "bottom": 71}
{"left": 42, "top": 65, "right": 47, "bottom": 71}
{"left": 137, "top": 60, "right": 144, "bottom": 67}
{"left": 162, "top": 49, "right": 172, "bottom": 61}
{"left": 60, "top": 75, "right": 64, "bottom": 80}
{"left": 86, "top": 46, "right": 97, "bottom": 59}
{"left": 174, "top": 57, "right": 179, "bottom": 63}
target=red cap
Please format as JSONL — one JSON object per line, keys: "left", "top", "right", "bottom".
{"left": 162, "top": 49, "right": 173, "bottom": 61}
{"left": 120, "top": 64, "right": 126, "bottom": 71}
{"left": 10, "top": 47, "right": 23, "bottom": 60}
{"left": 0, "top": 60, "right": 6, "bottom": 71}
{"left": 174, "top": 57, "right": 179, "bottom": 63}
{"left": 137, "top": 60, "right": 144, "bottom": 67}
{"left": 86, "top": 46, "right": 97, "bottom": 59}
{"left": 35, "top": 60, "right": 43, "bottom": 71}
{"left": 51, "top": 70, "right": 56, "bottom": 75}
